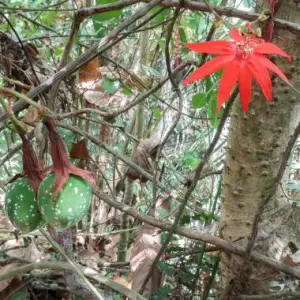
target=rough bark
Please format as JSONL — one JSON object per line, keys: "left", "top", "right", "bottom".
{"left": 219, "top": 0, "right": 300, "bottom": 297}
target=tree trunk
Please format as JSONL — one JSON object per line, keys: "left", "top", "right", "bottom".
{"left": 219, "top": 0, "right": 300, "bottom": 297}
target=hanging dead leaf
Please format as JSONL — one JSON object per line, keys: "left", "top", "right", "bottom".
{"left": 23, "top": 240, "right": 43, "bottom": 262}
{"left": 155, "top": 197, "right": 171, "bottom": 217}
{"left": 69, "top": 139, "right": 89, "bottom": 160}
{"left": 21, "top": 106, "right": 41, "bottom": 123}
{"left": 24, "top": 43, "right": 39, "bottom": 58}
{"left": 126, "top": 139, "right": 160, "bottom": 182}
{"left": 79, "top": 57, "right": 101, "bottom": 83}
{"left": 130, "top": 223, "right": 164, "bottom": 297}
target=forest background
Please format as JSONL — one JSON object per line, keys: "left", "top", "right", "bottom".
{"left": 1, "top": 0, "right": 300, "bottom": 299}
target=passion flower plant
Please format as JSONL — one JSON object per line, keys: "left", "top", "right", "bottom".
{"left": 38, "top": 172, "right": 92, "bottom": 229}
{"left": 5, "top": 177, "right": 44, "bottom": 232}
{"left": 4, "top": 135, "right": 45, "bottom": 232}
{"left": 182, "top": 22, "right": 291, "bottom": 112}
{"left": 37, "top": 117, "right": 95, "bottom": 229}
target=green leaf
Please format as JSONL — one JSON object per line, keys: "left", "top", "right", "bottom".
{"left": 208, "top": 95, "right": 224, "bottom": 128}
{"left": 178, "top": 27, "right": 187, "bottom": 44}
{"left": 157, "top": 262, "right": 174, "bottom": 276}
{"left": 101, "top": 77, "right": 119, "bottom": 94}
{"left": 150, "top": 6, "right": 171, "bottom": 26}
{"left": 11, "top": 291, "right": 29, "bottom": 300}
{"left": 160, "top": 232, "right": 168, "bottom": 244}
{"left": 186, "top": 12, "right": 205, "bottom": 33}
{"left": 242, "top": 0, "right": 252, "bottom": 7}
{"left": 208, "top": 95, "right": 217, "bottom": 128}
{"left": 152, "top": 107, "right": 161, "bottom": 119}
{"left": 192, "top": 93, "right": 207, "bottom": 108}
{"left": 192, "top": 212, "right": 218, "bottom": 222}
{"left": 39, "top": 11, "right": 58, "bottom": 26}
{"left": 93, "top": 0, "right": 122, "bottom": 32}
{"left": 151, "top": 285, "right": 172, "bottom": 299}
{"left": 205, "top": 76, "right": 214, "bottom": 93}
{"left": 156, "top": 207, "right": 168, "bottom": 217}
{"left": 122, "top": 86, "right": 132, "bottom": 96}
{"left": 180, "top": 215, "right": 190, "bottom": 225}
{"left": 183, "top": 155, "right": 198, "bottom": 167}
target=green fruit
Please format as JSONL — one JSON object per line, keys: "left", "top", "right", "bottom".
{"left": 38, "top": 172, "right": 92, "bottom": 229}
{"left": 4, "top": 177, "right": 44, "bottom": 232}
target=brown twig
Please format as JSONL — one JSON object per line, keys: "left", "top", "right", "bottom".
{"left": 90, "top": 184, "right": 300, "bottom": 279}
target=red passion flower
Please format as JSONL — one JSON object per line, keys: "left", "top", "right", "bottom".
{"left": 182, "top": 24, "right": 292, "bottom": 113}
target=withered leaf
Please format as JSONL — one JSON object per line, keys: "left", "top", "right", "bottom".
{"left": 69, "top": 139, "right": 89, "bottom": 160}
{"left": 130, "top": 223, "right": 164, "bottom": 297}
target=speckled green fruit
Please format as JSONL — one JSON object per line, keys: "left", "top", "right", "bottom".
{"left": 38, "top": 172, "right": 92, "bottom": 229}
{"left": 4, "top": 177, "right": 44, "bottom": 232}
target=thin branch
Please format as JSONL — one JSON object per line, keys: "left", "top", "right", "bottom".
{"left": 90, "top": 184, "right": 300, "bottom": 280}
{"left": 159, "top": 0, "right": 300, "bottom": 35}
{"left": 47, "top": 11, "right": 82, "bottom": 110}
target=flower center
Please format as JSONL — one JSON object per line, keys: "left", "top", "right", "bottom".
{"left": 235, "top": 41, "right": 254, "bottom": 60}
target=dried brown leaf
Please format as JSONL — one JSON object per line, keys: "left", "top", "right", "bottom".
{"left": 21, "top": 106, "right": 40, "bottom": 123}
{"left": 69, "top": 139, "right": 89, "bottom": 160}
{"left": 79, "top": 57, "right": 101, "bottom": 83}
{"left": 126, "top": 139, "right": 160, "bottom": 182}
{"left": 130, "top": 223, "right": 164, "bottom": 297}
{"left": 23, "top": 240, "right": 43, "bottom": 262}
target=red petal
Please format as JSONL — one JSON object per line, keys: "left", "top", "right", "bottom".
{"left": 182, "top": 55, "right": 235, "bottom": 86}
{"left": 217, "top": 59, "right": 240, "bottom": 110}
{"left": 185, "top": 41, "right": 235, "bottom": 55}
{"left": 248, "top": 58, "right": 272, "bottom": 100}
{"left": 254, "top": 43, "right": 291, "bottom": 61}
{"left": 229, "top": 28, "right": 245, "bottom": 42}
{"left": 254, "top": 55, "right": 289, "bottom": 83}
{"left": 238, "top": 62, "right": 252, "bottom": 113}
